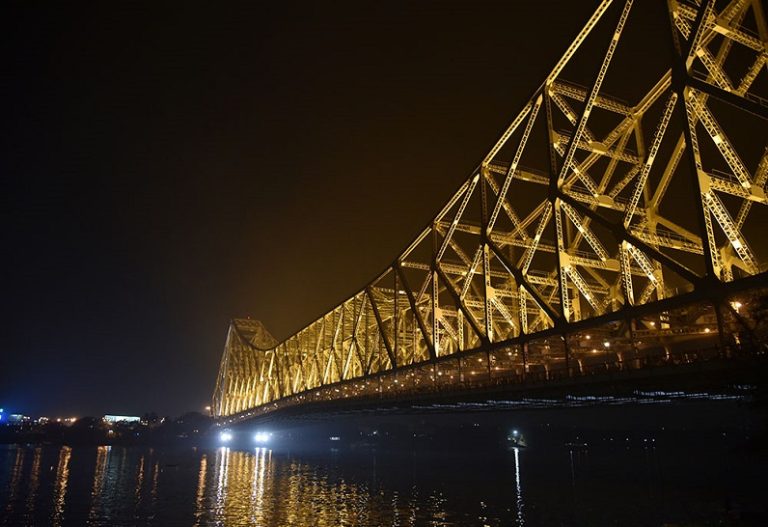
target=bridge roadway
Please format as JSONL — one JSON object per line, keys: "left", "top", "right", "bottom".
{"left": 219, "top": 354, "right": 766, "bottom": 427}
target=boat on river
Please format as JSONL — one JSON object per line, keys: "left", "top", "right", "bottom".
{"left": 506, "top": 429, "right": 527, "bottom": 448}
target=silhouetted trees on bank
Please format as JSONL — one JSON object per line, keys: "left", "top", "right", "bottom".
{"left": 0, "top": 412, "right": 214, "bottom": 446}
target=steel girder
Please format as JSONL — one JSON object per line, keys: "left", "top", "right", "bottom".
{"left": 213, "top": 0, "right": 768, "bottom": 418}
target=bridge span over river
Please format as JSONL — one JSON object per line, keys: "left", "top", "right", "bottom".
{"left": 213, "top": 0, "right": 768, "bottom": 425}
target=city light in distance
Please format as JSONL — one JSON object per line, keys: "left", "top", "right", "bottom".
{"left": 220, "top": 431, "right": 233, "bottom": 442}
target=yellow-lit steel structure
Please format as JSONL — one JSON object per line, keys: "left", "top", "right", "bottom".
{"left": 214, "top": 0, "right": 768, "bottom": 419}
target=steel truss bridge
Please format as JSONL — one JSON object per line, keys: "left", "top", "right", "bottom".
{"left": 214, "top": 0, "right": 768, "bottom": 423}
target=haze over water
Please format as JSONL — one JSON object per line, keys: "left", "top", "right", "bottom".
{"left": 1, "top": 402, "right": 766, "bottom": 526}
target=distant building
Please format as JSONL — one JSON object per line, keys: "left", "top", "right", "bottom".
{"left": 103, "top": 415, "right": 140, "bottom": 423}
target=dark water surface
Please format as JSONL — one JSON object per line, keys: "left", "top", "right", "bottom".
{"left": 1, "top": 412, "right": 766, "bottom": 526}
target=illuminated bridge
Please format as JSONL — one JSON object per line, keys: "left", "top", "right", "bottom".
{"left": 213, "top": 0, "right": 768, "bottom": 423}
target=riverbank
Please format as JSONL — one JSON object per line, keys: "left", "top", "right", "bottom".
{"left": 0, "top": 412, "right": 214, "bottom": 447}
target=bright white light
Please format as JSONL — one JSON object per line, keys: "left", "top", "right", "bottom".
{"left": 254, "top": 432, "right": 271, "bottom": 444}
{"left": 220, "top": 431, "right": 233, "bottom": 442}
{"left": 512, "top": 429, "right": 519, "bottom": 436}
{"left": 329, "top": 436, "right": 341, "bottom": 441}
{"left": 603, "top": 341, "right": 611, "bottom": 348}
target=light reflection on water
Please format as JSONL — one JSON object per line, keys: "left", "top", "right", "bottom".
{"left": 51, "top": 446, "right": 71, "bottom": 527}
{"left": 513, "top": 447, "right": 524, "bottom": 526}
{"left": 25, "top": 447, "right": 42, "bottom": 520}
{"left": 207, "top": 446, "right": 402, "bottom": 526}
{"left": 88, "top": 445, "right": 109, "bottom": 523}
{"left": 4, "top": 446, "right": 25, "bottom": 519}
{"left": 134, "top": 454, "right": 144, "bottom": 506}
{"left": 0, "top": 440, "right": 762, "bottom": 526}
{"left": 193, "top": 453, "right": 207, "bottom": 527}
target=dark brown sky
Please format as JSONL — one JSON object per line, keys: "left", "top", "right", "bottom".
{"left": 2, "top": 0, "right": 672, "bottom": 416}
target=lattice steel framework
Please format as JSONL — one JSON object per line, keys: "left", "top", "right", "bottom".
{"left": 214, "top": 0, "right": 768, "bottom": 418}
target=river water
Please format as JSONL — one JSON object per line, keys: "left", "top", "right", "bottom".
{"left": 1, "top": 406, "right": 766, "bottom": 526}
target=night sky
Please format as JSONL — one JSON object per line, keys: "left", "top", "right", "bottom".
{"left": 2, "top": 1, "right": 659, "bottom": 417}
